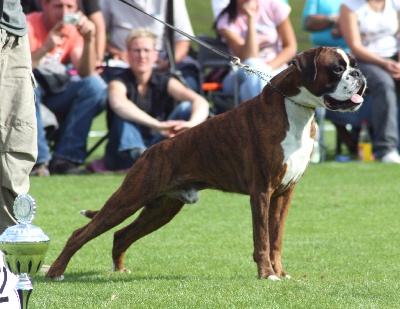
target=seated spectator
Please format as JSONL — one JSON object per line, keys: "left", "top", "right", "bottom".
{"left": 212, "top": 0, "right": 289, "bottom": 20}
{"left": 87, "top": 28, "right": 209, "bottom": 172}
{"left": 302, "top": 0, "right": 355, "bottom": 155}
{"left": 340, "top": 0, "right": 400, "bottom": 163}
{"left": 100, "top": 0, "right": 200, "bottom": 92}
{"left": 212, "top": 0, "right": 229, "bottom": 19}
{"left": 21, "top": 0, "right": 41, "bottom": 14}
{"left": 214, "top": 0, "right": 297, "bottom": 103}
{"left": 302, "top": 0, "right": 347, "bottom": 50}
{"left": 21, "top": 0, "right": 106, "bottom": 68}
{"left": 28, "top": 0, "right": 107, "bottom": 175}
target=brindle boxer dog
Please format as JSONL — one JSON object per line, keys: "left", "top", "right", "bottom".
{"left": 46, "top": 47, "right": 366, "bottom": 281}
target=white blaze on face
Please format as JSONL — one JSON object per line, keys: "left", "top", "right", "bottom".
{"left": 281, "top": 100, "right": 315, "bottom": 186}
{"left": 330, "top": 49, "right": 358, "bottom": 101}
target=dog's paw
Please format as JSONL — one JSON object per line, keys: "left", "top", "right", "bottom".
{"left": 111, "top": 263, "right": 131, "bottom": 274}
{"left": 282, "top": 274, "right": 291, "bottom": 279}
{"left": 45, "top": 273, "right": 64, "bottom": 281}
{"left": 111, "top": 268, "right": 131, "bottom": 274}
{"left": 267, "top": 275, "right": 280, "bottom": 281}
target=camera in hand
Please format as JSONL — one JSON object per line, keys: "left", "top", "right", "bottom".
{"left": 63, "top": 13, "right": 80, "bottom": 25}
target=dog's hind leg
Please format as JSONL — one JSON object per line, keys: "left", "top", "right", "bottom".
{"left": 268, "top": 187, "right": 295, "bottom": 279}
{"left": 45, "top": 189, "right": 150, "bottom": 280}
{"left": 111, "top": 196, "right": 184, "bottom": 272}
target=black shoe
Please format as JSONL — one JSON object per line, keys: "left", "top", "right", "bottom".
{"left": 49, "top": 158, "right": 87, "bottom": 175}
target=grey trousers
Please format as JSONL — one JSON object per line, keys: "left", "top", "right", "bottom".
{"left": 0, "top": 30, "right": 37, "bottom": 233}
{"left": 356, "top": 60, "right": 399, "bottom": 157}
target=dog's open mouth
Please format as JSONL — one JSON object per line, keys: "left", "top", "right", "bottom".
{"left": 323, "top": 82, "right": 366, "bottom": 111}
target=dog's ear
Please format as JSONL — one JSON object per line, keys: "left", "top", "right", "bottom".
{"left": 292, "top": 47, "right": 324, "bottom": 82}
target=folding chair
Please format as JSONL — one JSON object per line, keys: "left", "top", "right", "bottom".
{"left": 197, "top": 35, "right": 240, "bottom": 112}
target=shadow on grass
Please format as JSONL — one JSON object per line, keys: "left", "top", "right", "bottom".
{"left": 36, "top": 271, "right": 204, "bottom": 284}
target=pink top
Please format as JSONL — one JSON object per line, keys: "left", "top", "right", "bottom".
{"left": 216, "top": 0, "right": 291, "bottom": 63}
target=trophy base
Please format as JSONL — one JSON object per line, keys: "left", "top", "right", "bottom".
{"left": 17, "top": 288, "right": 32, "bottom": 309}
{"left": 16, "top": 273, "right": 33, "bottom": 309}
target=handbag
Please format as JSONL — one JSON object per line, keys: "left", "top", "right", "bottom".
{"left": 33, "top": 61, "right": 70, "bottom": 96}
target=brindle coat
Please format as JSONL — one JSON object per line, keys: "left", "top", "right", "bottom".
{"left": 46, "top": 47, "right": 365, "bottom": 280}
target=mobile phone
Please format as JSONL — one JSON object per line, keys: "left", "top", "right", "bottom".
{"left": 63, "top": 13, "right": 80, "bottom": 25}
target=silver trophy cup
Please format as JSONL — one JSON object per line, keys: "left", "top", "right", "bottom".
{"left": 0, "top": 194, "right": 50, "bottom": 309}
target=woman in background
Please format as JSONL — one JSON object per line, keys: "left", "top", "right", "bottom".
{"left": 340, "top": 0, "right": 400, "bottom": 163}
{"left": 214, "top": 0, "right": 297, "bottom": 102}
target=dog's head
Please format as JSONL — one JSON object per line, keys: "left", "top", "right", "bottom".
{"left": 290, "top": 47, "right": 366, "bottom": 112}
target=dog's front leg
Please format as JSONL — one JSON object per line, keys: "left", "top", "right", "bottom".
{"left": 250, "top": 191, "right": 277, "bottom": 280}
{"left": 268, "top": 187, "right": 295, "bottom": 279}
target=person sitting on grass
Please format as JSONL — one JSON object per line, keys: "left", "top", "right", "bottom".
{"left": 87, "top": 28, "right": 209, "bottom": 173}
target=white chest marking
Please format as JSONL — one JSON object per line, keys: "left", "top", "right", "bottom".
{"left": 281, "top": 99, "right": 315, "bottom": 186}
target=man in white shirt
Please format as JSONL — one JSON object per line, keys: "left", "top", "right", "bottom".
{"left": 211, "top": 0, "right": 229, "bottom": 19}
{"left": 101, "top": 0, "right": 199, "bottom": 91}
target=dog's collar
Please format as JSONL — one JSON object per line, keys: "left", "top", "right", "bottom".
{"left": 238, "top": 62, "right": 301, "bottom": 107}
{"left": 266, "top": 81, "right": 299, "bottom": 106}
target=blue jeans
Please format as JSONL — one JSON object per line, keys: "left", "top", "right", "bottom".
{"left": 104, "top": 101, "right": 192, "bottom": 170}
{"left": 35, "top": 89, "right": 51, "bottom": 165}
{"left": 36, "top": 75, "right": 107, "bottom": 164}
{"left": 222, "top": 58, "right": 285, "bottom": 102}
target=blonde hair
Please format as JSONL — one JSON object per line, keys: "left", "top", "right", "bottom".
{"left": 126, "top": 28, "right": 158, "bottom": 50}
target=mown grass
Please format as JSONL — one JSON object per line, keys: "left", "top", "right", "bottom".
{"left": 29, "top": 163, "right": 400, "bottom": 308}
{"left": 24, "top": 1, "right": 400, "bottom": 308}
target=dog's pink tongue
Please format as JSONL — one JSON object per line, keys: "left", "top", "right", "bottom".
{"left": 351, "top": 94, "right": 363, "bottom": 104}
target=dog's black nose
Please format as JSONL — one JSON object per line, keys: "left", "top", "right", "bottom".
{"left": 349, "top": 69, "right": 362, "bottom": 77}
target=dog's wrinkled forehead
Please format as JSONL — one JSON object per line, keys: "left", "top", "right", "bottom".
{"left": 293, "top": 47, "right": 355, "bottom": 82}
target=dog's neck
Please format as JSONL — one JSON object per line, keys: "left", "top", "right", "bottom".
{"left": 267, "top": 81, "right": 298, "bottom": 106}
{"left": 267, "top": 65, "right": 317, "bottom": 110}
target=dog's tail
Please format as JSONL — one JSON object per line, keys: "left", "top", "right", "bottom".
{"left": 79, "top": 210, "right": 99, "bottom": 219}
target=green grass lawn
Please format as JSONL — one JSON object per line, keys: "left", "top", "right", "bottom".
{"left": 20, "top": 1, "right": 400, "bottom": 308}
{"left": 29, "top": 163, "right": 400, "bottom": 308}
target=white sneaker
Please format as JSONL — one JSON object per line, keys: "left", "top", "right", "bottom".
{"left": 380, "top": 150, "right": 400, "bottom": 163}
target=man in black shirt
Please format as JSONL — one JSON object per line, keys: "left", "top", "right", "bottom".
{"left": 100, "top": 28, "right": 209, "bottom": 171}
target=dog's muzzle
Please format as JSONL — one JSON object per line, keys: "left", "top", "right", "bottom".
{"left": 323, "top": 71, "right": 367, "bottom": 112}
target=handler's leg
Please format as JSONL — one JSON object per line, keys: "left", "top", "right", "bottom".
{"left": 0, "top": 32, "right": 37, "bottom": 233}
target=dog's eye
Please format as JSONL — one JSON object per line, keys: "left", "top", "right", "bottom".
{"left": 333, "top": 66, "right": 345, "bottom": 74}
